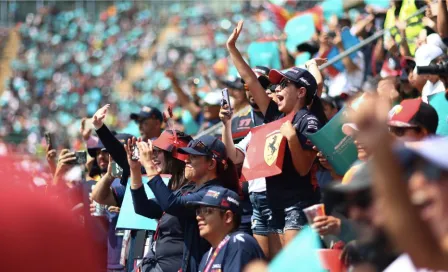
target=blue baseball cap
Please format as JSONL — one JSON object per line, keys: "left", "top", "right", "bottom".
{"left": 130, "top": 106, "right": 163, "bottom": 122}
{"left": 187, "top": 186, "right": 241, "bottom": 215}
{"left": 178, "top": 135, "right": 228, "bottom": 161}
{"left": 268, "top": 67, "right": 318, "bottom": 98}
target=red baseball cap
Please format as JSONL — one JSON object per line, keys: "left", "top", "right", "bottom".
{"left": 152, "top": 130, "right": 192, "bottom": 161}
{"left": 388, "top": 98, "right": 439, "bottom": 134}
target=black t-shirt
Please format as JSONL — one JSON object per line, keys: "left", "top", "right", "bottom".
{"left": 263, "top": 100, "right": 321, "bottom": 209}
{"left": 154, "top": 213, "right": 184, "bottom": 271}
{"left": 231, "top": 107, "right": 264, "bottom": 143}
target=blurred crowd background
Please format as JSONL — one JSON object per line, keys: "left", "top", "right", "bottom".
{"left": 0, "top": 0, "right": 439, "bottom": 171}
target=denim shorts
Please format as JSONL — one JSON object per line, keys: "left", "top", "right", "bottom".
{"left": 249, "top": 191, "right": 271, "bottom": 236}
{"left": 267, "top": 201, "right": 313, "bottom": 234}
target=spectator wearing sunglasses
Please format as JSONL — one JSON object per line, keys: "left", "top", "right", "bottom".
{"left": 187, "top": 187, "right": 265, "bottom": 272}
{"left": 227, "top": 20, "right": 328, "bottom": 255}
{"left": 128, "top": 135, "right": 240, "bottom": 272}
{"left": 388, "top": 98, "right": 439, "bottom": 141}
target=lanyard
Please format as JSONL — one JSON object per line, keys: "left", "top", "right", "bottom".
{"left": 203, "top": 235, "right": 230, "bottom": 272}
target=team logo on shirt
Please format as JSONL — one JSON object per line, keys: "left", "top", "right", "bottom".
{"left": 206, "top": 190, "right": 220, "bottom": 198}
{"left": 264, "top": 130, "right": 281, "bottom": 166}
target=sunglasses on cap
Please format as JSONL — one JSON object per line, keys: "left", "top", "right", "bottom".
{"left": 187, "top": 139, "right": 222, "bottom": 159}
{"left": 389, "top": 126, "right": 422, "bottom": 137}
{"left": 195, "top": 206, "right": 226, "bottom": 216}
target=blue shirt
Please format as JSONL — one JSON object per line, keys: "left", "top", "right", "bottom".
{"left": 198, "top": 232, "right": 265, "bottom": 272}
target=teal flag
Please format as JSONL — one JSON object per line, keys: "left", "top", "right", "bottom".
{"left": 428, "top": 92, "right": 448, "bottom": 136}
{"left": 284, "top": 14, "right": 316, "bottom": 54}
{"left": 307, "top": 108, "right": 358, "bottom": 175}
{"left": 247, "top": 41, "right": 281, "bottom": 70}
{"left": 116, "top": 175, "right": 170, "bottom": 230}
{"left": 269, "top": 226, "right": 324, "bottom": 271}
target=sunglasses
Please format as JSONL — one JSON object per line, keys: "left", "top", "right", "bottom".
{"left": 152, "top": 146, "right": 163, "bottom": 157}
{"left": 389, "top": 126, "right": 421, "bottom": 137}
{"left": 335, "top": 190, "right": 372, "bottom": 213}
{"left": 279, "top": 79, "right": 292, "bottom": 90}
{"left": 195, "top": 206, "right": 225, "bottom": 216}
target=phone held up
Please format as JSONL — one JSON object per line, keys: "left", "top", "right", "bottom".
{"left": 131, "top": 144, "right": 140, "bottom": 161}
{"left": 69, "top": 151, "right": 87, "bottom": 165}
{"left": 221, "top": 88, "right": 232, "bottom": 115}
{"left": 44, "top": 132, "right": 54, "bottom": 150}
{"left": 111, "top": 161, "right": 123, "bottom": 178}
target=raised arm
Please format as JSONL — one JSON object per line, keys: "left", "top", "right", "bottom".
{"left": 91, "top": 156, "right": 119, "bottom": 206}
{"left": 396, "top": 20, "right": 411, "bottom": 57}
{"left": 226, "top": 21, "right": 271, "bottom": 116}
{"left": 92, "top": 105, "right": 129, "bottom": 172}
{"left": 333, "top": 31, "right": 359, "bottom": 73}
{"left": 220, "top": 104, "right": 245, "bottom": 164}
{"left": 166, "top": 70, "right": 202, "bottom": 120}
{"left": 305, "top": 58, "right": 327, "bottom": 98}
{"left": 438, "top": 0, "right": 448, "bottom": 38}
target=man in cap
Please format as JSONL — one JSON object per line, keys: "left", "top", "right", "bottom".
{"left": 222, "top": 75, "right": 249, "bottom": 114}
{"left": 414, "top": 44, "right": 445, "bottom": 103}
{"left": 388, "top": 98, "right": 438, "bottom": 140}
{"left": 188, "top": 187, "right": 265, "bottom": 272}
{"left": 130, "top": 106, "right": 163, "bottom": 141}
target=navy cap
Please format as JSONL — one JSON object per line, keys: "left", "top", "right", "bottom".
{"left": 178, "top": 135, "right": 227, "bottom": 161}
{"left": 269, "top": 67, "right": 318, "bottom": 98}
{"left": 130, "top": 106, "right": 163, "bottom": 122}
{"left": 222, "top": 76, "right": 244, "bottom": 90}
{"left": 187, "top": 186, "right": 241, "bottom": 215}
{"left": 87, "top": 133, "right": 134, "bottom": 157}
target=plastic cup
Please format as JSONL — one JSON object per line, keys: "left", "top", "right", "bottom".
{"left": 303, "top": 204, "right": 326, "bottom": 224}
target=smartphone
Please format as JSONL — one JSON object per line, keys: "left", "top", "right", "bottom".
{"left": 131, "top": 144, "right": 140, "bottom": 161}
{"left": 221, "top": 88, "right": 232, "bottom": 113}
{"left": 44, "top": 132, "right": 54, "bottom": 150}
{"left": 68, "top": 151, "right": 87, "bottom": 165}
{"left": 111, "top": 161, "right": 123, "bottom": 178}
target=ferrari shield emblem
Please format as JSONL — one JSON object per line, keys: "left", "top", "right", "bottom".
{"left": 264, "top": 131, "right": 282, "bottom": 166}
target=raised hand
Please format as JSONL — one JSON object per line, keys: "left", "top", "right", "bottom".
{"left": 80, "top": 118, "right": 93, "bottom": 141}
{"left": 219, "top": 103, "right": 233, "bottom": 125}
{"left": 305, "top": 58, "right": 328, "bottom": 69}
{"left": 124, "top": 137, "right": 142, "bottom": 172}
{"left": 226, "top": 20, "right": 244, "bottom": 49}
{"left": 136, "top": 140, "right": 160, "bottom": 177}
{"left": 92, "top": 104, "right": 110, "bottom": 130}
{"left": 46, "top": 144, "right": 57, "bottom": 175}
{"left": 54, "top": 149, "right": 76, "bottom": 179}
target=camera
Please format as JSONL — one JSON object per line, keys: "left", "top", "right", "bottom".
{"left": 416, "top": 60, "right": 448, "bottom": 75}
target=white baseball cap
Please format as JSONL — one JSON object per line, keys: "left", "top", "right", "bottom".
{"left": 414, "top": 44, "right": 444, "bottom": 68}
{"left": 202, "top": 91, "right": 222, "bottom": 106}
{"left": 427, "top": 33, "right": 448, "bottom": 51}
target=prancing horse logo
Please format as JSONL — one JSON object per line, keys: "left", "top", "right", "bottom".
{"left": 264, "top": 131, "right": 282, "bottom": 166}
